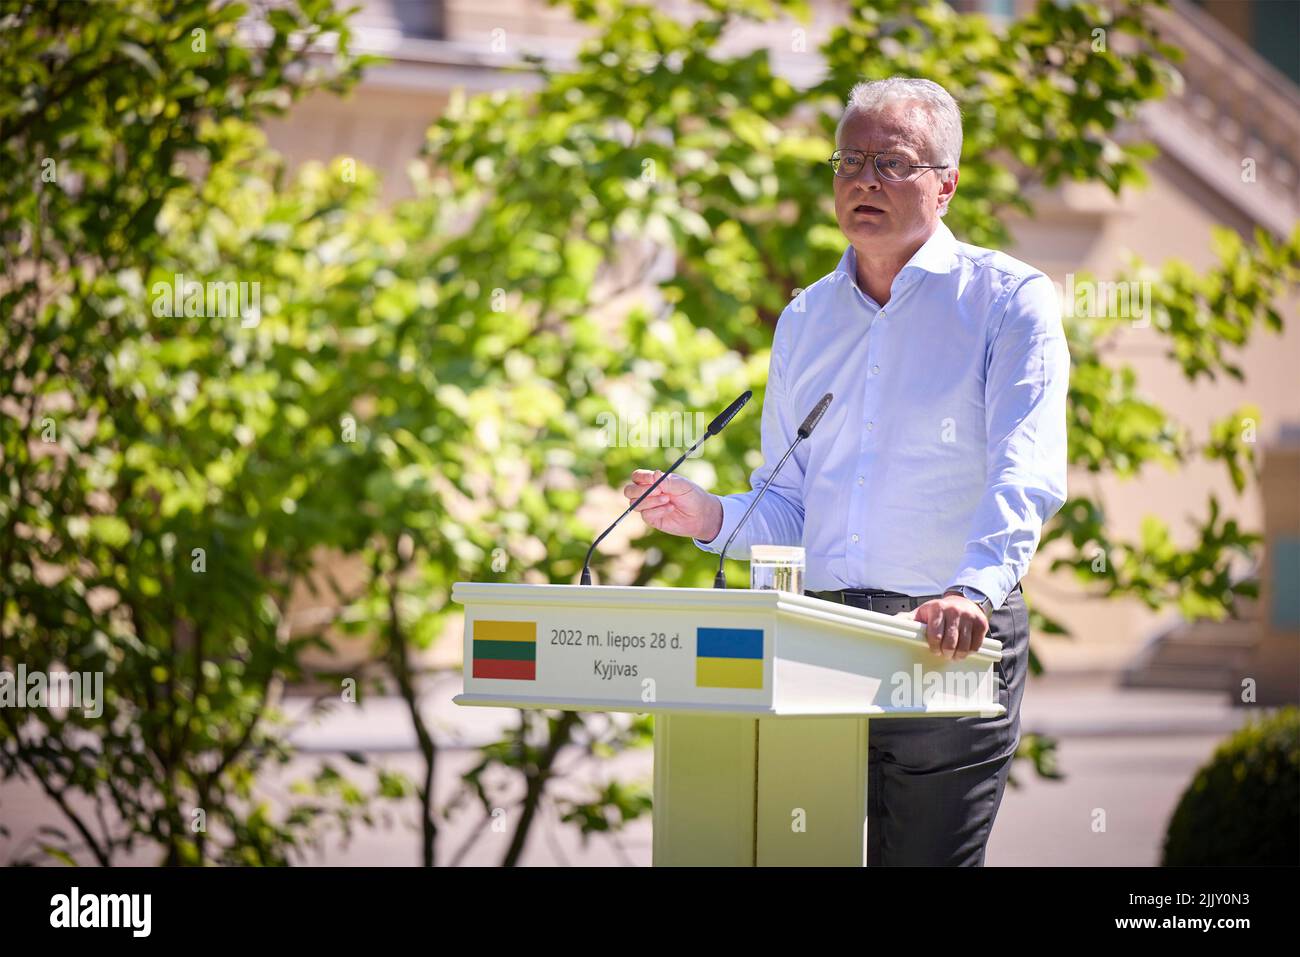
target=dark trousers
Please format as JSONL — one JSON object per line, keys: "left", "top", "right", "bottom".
{"left": 810, "top": 584, "right": 1029, "bottom": 866}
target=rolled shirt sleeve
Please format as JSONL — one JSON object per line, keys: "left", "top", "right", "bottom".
{"left": 694, "top": 308, "right": 806, "bottom": 558}
{"left": 946, "top": 274, "right": 1070, "bottom": 610}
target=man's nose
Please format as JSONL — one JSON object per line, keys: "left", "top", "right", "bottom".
{"left": 851, "top": 161, "right": 883, "bottom": 189}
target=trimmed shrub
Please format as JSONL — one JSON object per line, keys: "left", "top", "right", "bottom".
{"left": 1162, "top": 706, "right": 1300, "bottom": 866}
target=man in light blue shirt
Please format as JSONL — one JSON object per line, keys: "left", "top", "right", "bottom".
{"left": 624, "top": 77, "right": 1069, "bottom": 865}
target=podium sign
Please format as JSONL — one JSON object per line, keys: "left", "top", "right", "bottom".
{"left": 453, "top": 582, "right": 1004, "bottom": 865}
{"left": 455, "top": 582, "right": 1002, "bottom": 717}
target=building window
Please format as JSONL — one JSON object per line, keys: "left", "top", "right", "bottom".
{"left": 1272, "top": 537, "right": 1300, "bottom": 630}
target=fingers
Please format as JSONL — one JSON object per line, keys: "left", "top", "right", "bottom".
{"left": 624, "top": 470, "right": 657, "bottom": 493}
{"left": 624, "top": 469, "right": 694, "bottom": 511}
{"left": 627, "top": 487, "right": 665, "bottom": 510}
{"left": 942, "top": 613, "right": 960, "bottom": 659}
{"left": 637, "top": 503, "right": 668, "bottom": 528}
{"left": 922, "top": 604, "right": 944, "bottom": 656}
{"left": 915, "top": 599, "right": 984, "bottom": 660}
{"left": 952, "top": 616, "right": 973, "bottom": 661}
{"left": 968, "top": 614, "right": 989, "bottom": 657}
{"left": 632, "top": 469, "right": 696, "bottom": 491}
{"left": 624, "top": 470, "right": 665, "bottom": 507}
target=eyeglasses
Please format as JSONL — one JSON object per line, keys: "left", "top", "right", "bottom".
{"left": 828, "top": 149, "right": 948, "bottom": 182}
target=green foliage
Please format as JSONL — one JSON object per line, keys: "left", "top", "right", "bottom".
{"left": 1009, "top": 732, "right": 1062, "bottom": 789}
{"left": 1045, "top": 494, "right": 1261, "bottom": 620}
{"left": 1162, "top": 707, "right": 1300, "bottom": 866}
{"left": 448, "top": 711, "right": 653, "bottom": 863}
{"left": 1039, "top": 225, "right": 1298, "bottom": 625}
{"left": 0, "top": 0, "right": 378, "bottom": 866}
{"left": 1153, "top": 227, "right": 1297, "bottom": 383}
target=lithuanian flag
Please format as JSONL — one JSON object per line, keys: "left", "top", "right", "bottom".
{"left": 472, "top": 619, "right": 537, "bottom": 681}
{"left": 696, "top": 626, "right": 764, "bottom": 690}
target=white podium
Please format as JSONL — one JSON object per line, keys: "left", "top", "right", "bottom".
{"left": 453, "top": 582, "right": 1003, "bottom": 866}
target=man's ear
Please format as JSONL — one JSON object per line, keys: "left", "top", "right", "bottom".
{"left": 935, "top": 167, "right": 959, "bottom": 217}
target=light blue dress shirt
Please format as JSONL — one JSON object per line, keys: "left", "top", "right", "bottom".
{"left": 694, "top": 220, "right": 1070, "bottom": 611}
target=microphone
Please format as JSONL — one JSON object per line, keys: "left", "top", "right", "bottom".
{"left": 706, "top": 390, "right": 750, "bottom": 436}
{"left": 580, "top": 390, "right": 752, "bottom": 585}
{"left": 713, "top": 392, "right": 832, "bottom": 589}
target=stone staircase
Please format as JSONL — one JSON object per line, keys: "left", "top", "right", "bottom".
{"left": 1142, "top": 0, "right": 1300, "bottom": 236}
{"left": 1120, "top": 612, "right": 1261, "bottom": 694}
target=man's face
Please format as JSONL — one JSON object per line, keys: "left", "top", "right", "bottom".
{"left": 832, "top": 104, "right": 957, "bottom": 259}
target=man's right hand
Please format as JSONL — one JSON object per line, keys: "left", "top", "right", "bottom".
{"left": 622, "top": 469, "right": 724, "bottom": 543}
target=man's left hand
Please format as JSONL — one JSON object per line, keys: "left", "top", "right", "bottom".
{"left": 913, "top": 594, "right": 989, "bottom": 661}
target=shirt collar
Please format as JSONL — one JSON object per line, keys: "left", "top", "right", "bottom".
{"left": 835, "top": 220, "right": 956, "bottom": 289}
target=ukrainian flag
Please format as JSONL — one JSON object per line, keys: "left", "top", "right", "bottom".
{"left": 695, "top": 627, "right": 764, "bottom": 690}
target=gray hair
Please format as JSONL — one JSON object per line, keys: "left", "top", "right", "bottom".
{"left": 835, "top": 77, "right": 963, "bottom": 172}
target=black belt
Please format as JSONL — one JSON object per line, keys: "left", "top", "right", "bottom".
{"left": 807, "top": 582, "right": 1022, "bottom": 616}
{"left": 806, "top": 588, "right": 943, "bottom": 616}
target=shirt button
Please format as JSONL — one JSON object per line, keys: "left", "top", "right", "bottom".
{"left": 872, "top": 364, "right": 880, "bottom": 375}
{"left": 857, "top": 476, "right": 864, "bottom": 485}
{"left": 866, "top": 421, "right": 874, "bottom": 431}
{"left": 851, "top": 534, "right": 859, "bottom": 543}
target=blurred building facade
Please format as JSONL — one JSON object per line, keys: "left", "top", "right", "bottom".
{"left": 262, "top": 0, "right": 1300, "bottom": 688}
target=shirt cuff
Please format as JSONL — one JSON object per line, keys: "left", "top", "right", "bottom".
{"left": 946, "top": 565, "right": 1017, "bottom": 611}
{"left": 692, "top": 494, "right": 752, "bottom": 558}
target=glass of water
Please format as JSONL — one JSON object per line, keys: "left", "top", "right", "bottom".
{"left": 749, "top": 545, "right": 805, "bottom": 593}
